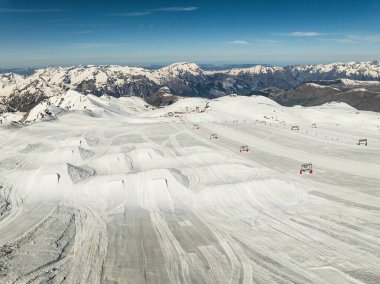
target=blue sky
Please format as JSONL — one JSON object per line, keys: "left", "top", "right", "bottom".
{"left": 1, "top": 0, "right": 380, "bottom": 68}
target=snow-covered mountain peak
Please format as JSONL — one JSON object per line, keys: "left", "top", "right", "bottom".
{"left": 226, "top": 65, "right": 283, "bottom": 75}
{"left": 290, "top": 61, "right": 380, "bottom": 77}
{"left": 0, "top": 73, "right": 24, "bottom": 97}
{"left": 154, "top": 62, "right": 202, "bottom": 78}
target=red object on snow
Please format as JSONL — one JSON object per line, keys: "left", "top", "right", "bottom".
{"left": 300, "top": 163, "right": 313, "bottom": 175}
{"left": 240, "top": 145, "right": 249, "bottom": 153}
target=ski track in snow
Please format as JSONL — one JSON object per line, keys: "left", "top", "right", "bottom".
{"left": 0, "top": 95, "right": 379, "bottom": 283}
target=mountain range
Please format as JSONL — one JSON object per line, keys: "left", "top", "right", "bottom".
{"left": 1, "top": 61, "right": 380, "bottom": 114}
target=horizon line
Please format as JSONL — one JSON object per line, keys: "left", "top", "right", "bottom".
{"left": 1, "top": 59, "right": 380, "bottom": 71}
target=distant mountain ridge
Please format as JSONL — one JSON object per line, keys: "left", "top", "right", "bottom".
{"left": 0, "top": 64, "right": 269, "bottom": 74}
{"left": 271, "top": 79, "right": 380, "bottom": 112}
{"left": 0, "top": 68, "right": 35, "bottom": 76}
{"left": 1, "top": 61, "right": 380, "bottom": 113}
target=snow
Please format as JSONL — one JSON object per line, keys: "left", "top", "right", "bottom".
{"left": 305, "top": 82, "right": 340, "bottom": 91}
{"left": 0, "top": 94, "right": 380, "bottom": 283}
{"left": 287, "top": 61, "right": 380, "bottom": 78}
{"left": 226, "top": 65, "right": 283, "bottom": 75}
{"left": 348, "top": 87, "right": 370, "bottom": 92}
{"left": 2, "top": 61, "right": 380, "bottom": 105}
{"left": 152, "top": 62, "right": 202, "bottom": 83}
{"left": 0, "top": 73, "right": 24, "bottom": 97}
{"left": 340, "top": 78, "right": 380, "bottom": 86}
{"left": 0, "top": 111, "right": 25, "bottom": 124}
{"left": 0, "top": 85, "right": 16, "bottom": 97}
{"left": 16, "top": 90, "right": 153, "bottom": 123}
{"left": 158, "top": 86, "right": 171, "bottom": 93}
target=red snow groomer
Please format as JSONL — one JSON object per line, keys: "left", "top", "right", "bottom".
{"left": 300, "top": 163, "right": 313, "bottom": 175}
{"left": 240, "top": 145, "right": 249, "bottom": 153}
{"left": 210, "top": 133, "right": 218, "bottom": 140}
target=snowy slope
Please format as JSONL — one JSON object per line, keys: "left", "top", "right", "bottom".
{"left": 3, "top": 92, "right": 379, "bottom": 130}
{"left": 0, "top": 94, "right": 379, "bottom": 283}
{"left": 15, "top": 90, "right": 153, "bottom": 123}
{"left": 0, "top": 73, "right": 24, "bottom": 97}
{"left": 143, "top": 95, "right": 380, "bottom": 130}
{"left": 153, "top": 62, "right": 203, "bottom": 80}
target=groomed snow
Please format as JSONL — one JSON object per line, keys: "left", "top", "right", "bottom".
{"left": 0, "top": 94, "right": 379, "bottom": 283}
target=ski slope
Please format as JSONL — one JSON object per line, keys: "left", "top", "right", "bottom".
{"left": 0, "top": 94, "right": 379, "bottom": 283}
